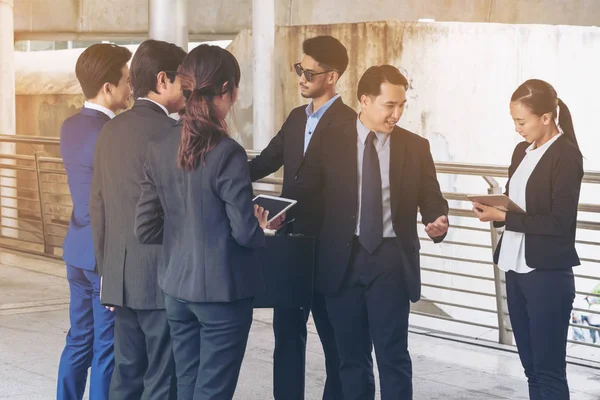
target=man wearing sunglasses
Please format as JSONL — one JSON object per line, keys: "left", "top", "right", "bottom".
{"left": 249, "top": 35, "right": 356, "bottom": 400}
{"left": 90, "top": 39, "right": 186, "bottom": 400}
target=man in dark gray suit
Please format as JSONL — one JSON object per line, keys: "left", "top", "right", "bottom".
{"left": 89, "top": 39, "right": 187, "bottom": 400}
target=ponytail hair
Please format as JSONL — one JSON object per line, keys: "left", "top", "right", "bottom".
{"left": 511, "top": 79, "right": 579, "bottom": 149}
{"left": 176, "top": 45, "right": 241, "bottom": 171}
{"left": 557, "top": 98, "right": 578, "bottom": 149}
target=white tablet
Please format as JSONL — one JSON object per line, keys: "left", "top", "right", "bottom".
{"left": 467, "top": 194, "right": 525, "bottom": 214}
{"left": 252, "top": 194, "right": 297, "bottom": 224}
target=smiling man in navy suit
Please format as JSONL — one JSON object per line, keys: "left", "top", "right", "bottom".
{"left": 57, "top": 43, "right": 132, "bottom": 400}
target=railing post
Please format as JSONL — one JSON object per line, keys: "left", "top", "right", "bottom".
{"left": 484, "top": 176, "right": 513, "bottom": 345}
{"left": 33, "top": 151, "right": 50, "bottom": 254}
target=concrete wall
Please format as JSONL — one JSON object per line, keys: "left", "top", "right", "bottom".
{"left": 226, "top": 21, "right": 600, "bottom": 342}
{"left": 13, "top": 20, "right": 600, "bottom": 340}
{"left": 228, "top": 21, "right": 600, "bottom": 171}
{"left": 13, "top": 0, "right": 600, "bottom": 40}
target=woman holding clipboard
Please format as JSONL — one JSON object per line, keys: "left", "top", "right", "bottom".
{"left": 472, "top": 79, "right": 583, "bottom": 400}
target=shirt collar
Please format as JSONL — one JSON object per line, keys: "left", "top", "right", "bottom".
{"left": 526, "top": 132, "right": 563, "bottom": 153}
{"left": 83, "top": 101, "right": 115, "bottom": 119}
{"left": 305, "top": 94, "right": 341, "bottom": 118}
{"left": 137, "top": 97, "right": 170, "bottom": 116}
{"left": 356, "top": 114, "right": 390, "bottom": 146}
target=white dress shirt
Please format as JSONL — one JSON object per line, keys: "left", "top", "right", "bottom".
{"left": 355, "top": 117, "right": 395, "bottom": 238}
{"left": 498, "top": 133, "right": 564, "bottom": 274}
{"left": 84, "top": 101, "right": 115, "bottom": 119}
{"left": 137, "top": 97, "right": 169, "bottom": 116}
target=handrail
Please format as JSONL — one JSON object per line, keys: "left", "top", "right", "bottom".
{"left": 3, "top": 134, "right": 598, "bottom": 183}
{"left": 0, "top": 133, "right": 599, "bottom": 362}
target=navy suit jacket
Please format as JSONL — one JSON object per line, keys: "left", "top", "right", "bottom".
{"left": 295, "top": 121, "right": 449, "bottom": 302}
{"left": 60, "top": 107, "right": 111, "bottom": 270}
{"left": 248, "top": 97, "right": 357, "bottom": 235}
{"left": 134, "top": 126, "right": 265, "bottom": 303}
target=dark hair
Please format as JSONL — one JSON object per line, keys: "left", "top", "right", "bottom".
{"left": 177, "top": 45, "right": 241, "bottom": 171}
{"left": 302, "top": 36, "right": 349, "bottom": 77}
{"left": 511, "top": 79, "right": 578, "bottom": 148}
{"left": 75, "top": 44, "right": 132, "bottom": 99}
{"left": 357, "top": 65, "right": 408, "bottom": 100}
{"left": 130, "top": 39, "right": 187, "bottom": 99}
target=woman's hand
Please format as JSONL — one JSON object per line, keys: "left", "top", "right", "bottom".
{"left": 267, "top": 212, "right": 286, "bottom": 230}
{"left": 472, "top": 202, "right": 506, "bottom": 222}
{"left": 254, "top": 204, "right": 270, "bottom": 230}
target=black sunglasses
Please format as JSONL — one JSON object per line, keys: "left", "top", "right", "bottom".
{"left": 293, "top": 63, "right": 336, "bottom": 83}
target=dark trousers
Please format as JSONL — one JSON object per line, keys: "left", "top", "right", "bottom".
{"left": 273, "top": 291, "right": 343, "bottom": 400}
{"left": 506, "top": 268, "right": 575, "bottom": 400}
{"left": 326, "top": 239, "right": 412, "bottom": 400}
{"left": 165, "top": 294, "right": 253, "bottom": 400}
{"left": 57, "top": 265, "right": 115, "bottom": 400}
{"left": 109, "top": 307, "right": 176, "bottom": 400}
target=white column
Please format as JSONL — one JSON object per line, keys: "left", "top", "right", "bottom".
{"left": 148, "top": 0, "right": 189, "bottom": 50}
{"left": 252, "top": 0, "right": 275, "bottom": 151}
{"left": 0, "top": 0, "right": 17, "bottom": 239}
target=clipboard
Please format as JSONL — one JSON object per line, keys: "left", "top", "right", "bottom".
{"left": 467, "top": 194, "right": 525, "bottom": 214}
{"left": 253, "top": 194, "right": 297, "bottom": 224}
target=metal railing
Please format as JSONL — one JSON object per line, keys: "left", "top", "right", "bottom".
{"left": 1, "top": 135, "right": 599, "bottom": 364}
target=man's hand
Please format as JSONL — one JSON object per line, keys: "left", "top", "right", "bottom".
{"left": 424, "top": 215, "right": 449, "bottom": 238}
{"left": 266, "top": 212, "right": 286, "bottom": 230}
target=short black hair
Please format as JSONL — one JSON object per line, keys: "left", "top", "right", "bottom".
{"left": 302, "top": 36, "right": 349, "bottom": 77}
{"left": 75, "top": 44, "right": 132, "bottom": 99}
{"left": 357, "top": 65, "right": 408, "bottom": 100}
{"left": 130, "top": 39, "right": 187, "bottom": 99}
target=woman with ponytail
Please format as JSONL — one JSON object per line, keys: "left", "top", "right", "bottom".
{"left": 134, "top": 44, "right": 268, "bottom": 399}
{"left": 472, "top": 79, "right": 583, "bottom": 400}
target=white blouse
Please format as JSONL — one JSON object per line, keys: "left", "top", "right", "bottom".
{"left": 498, "top": 133, "right": 563, "bottom": 274}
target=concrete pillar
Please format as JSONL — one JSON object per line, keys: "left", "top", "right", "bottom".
{"left": 148, "top": 0, "right": 189, "bottom": 50}
{"left": 252, "top": 0, "right": 275, "bottom": 151}
{"left": 0, "top": 0, "right": 18, "bottom": 239}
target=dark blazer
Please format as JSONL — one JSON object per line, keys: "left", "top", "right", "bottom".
{"left": 493, "top": 135, "right": 583, "bottom": 269}
{"left": 295, "top": 121, "right": 449, "bottom": 302}
{"left": 134, "top": 126, "right": 265, "bottom": 303}
{"left": 90, "top": 100, "right": 176, "bottom": 309}
{"left": 61, "top": 107, "right": 110, "bottom": 270}
{"left": 248, "top": 97, "right": 357, "bottom": 235}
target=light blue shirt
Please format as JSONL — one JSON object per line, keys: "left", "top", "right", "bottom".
{"left": 303, "top": 94, "right": 341, "bottom": 154}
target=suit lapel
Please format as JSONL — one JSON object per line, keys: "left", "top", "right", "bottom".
{"left": 296, "top": 98, "right": 346, "bottom": 176}
{"left": 288, "top": 111, "right": 308, "bottom": 175}
{"left": 390, "top": 127, "right": 407, "bottom": 221}
{"left": 342, "top": 121, "right": 359, "bottom": 213}
{"left": 304, "top": 98, "right": 343, "bottom": 155}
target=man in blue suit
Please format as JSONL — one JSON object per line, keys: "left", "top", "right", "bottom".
{"left": 57, "top": 43, "right": 132, "bottom": 400}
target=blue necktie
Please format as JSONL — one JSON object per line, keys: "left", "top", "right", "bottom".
{"left": 359, "top": 131, "right": 383, "bottom": 253}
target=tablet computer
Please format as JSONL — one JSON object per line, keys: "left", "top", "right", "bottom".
{"left": 467, "top": 194, "right": 525, "bottom": 214}
{"left": 252, "top": 194, "right": 297, "bottom": 224}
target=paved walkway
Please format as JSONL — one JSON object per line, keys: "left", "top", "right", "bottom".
{"left": 1, "top": 249, "right": 599, "bottom": 399}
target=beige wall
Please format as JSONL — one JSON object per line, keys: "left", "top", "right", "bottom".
{"left": 14, "top": 0, "right": 600, "bottom": 40}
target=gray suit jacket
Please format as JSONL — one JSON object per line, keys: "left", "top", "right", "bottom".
{"left": 90, "top": 99, "right": 176, "bottom": 309}
{"left": 134, "top": 125, "right": 265, "bottom": 303}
